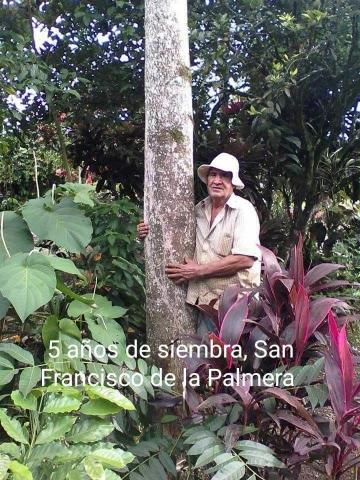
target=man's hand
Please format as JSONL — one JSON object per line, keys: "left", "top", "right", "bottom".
{"left": 165, "top": 257, "right": 203, "bottom": 285}
{"left": 137, "top": 220, "right": 149, "bottom": 240}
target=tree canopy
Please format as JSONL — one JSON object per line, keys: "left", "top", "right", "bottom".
{"left": 1, "top": 0, "right": 359, "bottom": 241}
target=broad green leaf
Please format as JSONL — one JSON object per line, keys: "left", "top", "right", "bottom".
{"left": 0, "top": 211, "right": 33, "bottom": 264}
{"left": 35, "top": 415, "right": 76, "bottom": 444}
{"left": 11, "top": 391, "right": 37, "bottom": 411}
{"left": 27, "top": 442, "right": 69, "bottom": 463}
{"left": 80, "top": 399, "right": 123, "bottom": 416}
{"left": 30, "top": 443, "right": 91, "bottom": 465}
{"left": 205, "top": 453, "right": 234, "bottom": 474}
{"left": 59, "top": 318, "right": 81, "bottom": 341}
{"left": 0, "top": 353, "right": 13, "bottom": 370}
{"left": 44, "top": 384, "right": 82, "bottom": 397}
{"left": 42, "top": 315, "right": 59, "bottom": 349}
{"left": 104, "top": 470, "right": 122, "bottom": 480}
{"left": 212, "top": 460, "right": 246, "bottom": 480}
{"left": 43, "top": 393, "right": 82, "bottom": 414}
{"left": 60, "top": 183, "right": 96, "bottom": 207}
{"left": 0, "top": 443, "right": 21, "bottom": 460}
{"left": 0, "top": 366, "right": 17, "bottom": 386}
{"left": 0, "top": 253, "right": 56, "bottom": 321}
{"left": 237, "top": 450, "right": 285, "bottom": 468}
{"left": 68, "top": 294, "right": 126, "bottom": 319}
{"left": 19, "top": 366, "right": 42, "bottom": 396}
{"left": 195, "top": 445, "right": 225, "bottom": 468}
{"left": 84, "top": 385, "right": 135, "bottom": 410}
{"left": 0, "top": 294, "right": 9, "bottom": 321}
{"left": 188, "top": 436, "right": 221, "bottom": 455}
{"left": 158, "top": 451, "right": 177, "bottom": 476}
{"left": 0, "top": 454, "right": 10, "bottom": 480}
{"left": 86, "top": 317, "right": 126, "bottom": 348}
{"left": 306, "top": 384, "right": 328, "bottom": 409}
{"left": 148, "top": 458, "right": 167, "bottom": 480}
{"left": 0, "top": 343, "right": 34, "bottom": 365}
{"left": 92, "top": 448, "right": 135, "bottom": 469}
{"left": 83, "top": 456, "right": 105, "bottom": 480}
{"left": 66, "top": 418, "right": 114, "bottom": 443}
{"left": 48, "top": 255, "right": 86, "bottom": 280}
{"left": 22, "top": 197, "right": 92, "bottom": 253}
{"left": 8, "top": 460, "right": 33, "bottom": 480}
{"left": 235, "top": 440, "right": 275, "bottom": 455}
{"left": 0, "top": 409, "right": 29, "bottom": 444}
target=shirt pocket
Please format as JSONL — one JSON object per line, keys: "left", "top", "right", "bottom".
{"left": 215, "top": 232, "right": 233, "bottom": 257}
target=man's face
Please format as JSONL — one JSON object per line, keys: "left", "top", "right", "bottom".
{"left": 207, "top": 167, "right": 234, "bottom": 202}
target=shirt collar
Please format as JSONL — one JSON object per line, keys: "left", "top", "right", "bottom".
{"left": 201, "top": 193, "right": 239, "bottom": 210}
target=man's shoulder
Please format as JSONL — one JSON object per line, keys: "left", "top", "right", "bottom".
{"left": 228, "top": 195, "right": 257, "bottom": 212}
{"left": 195, "top": 197, "right": 208, "bottom": 213}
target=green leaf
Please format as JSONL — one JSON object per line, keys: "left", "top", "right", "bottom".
{"left": 84, "top": 385, "right": 135, "bottom": 410}
{"left": 285, "top": 135, "right": 301, "bottom": 149}
{"left": 188, "top": 436, "right": 221, "bottom": 455}
{"left": 8, "top": 460, "right": 33, "bottom": 480}
{"left": 0, "top": 294, "right": 10, "bottom": 321}
{"left": 59, "top": 318, "right": 82, "bottom": 341}
{"left": 0, "top": 363, "right": 17, "bottom": 386}
{"left": 68, "top": 294, "right": 126, "bottom": 319}
{"left": 0, "top": 211, "right": 33, "bottom": 264}
{"left": 0, "top": 253, "right": 56, "bottom": 321}
{"left": 35, "top": 415, "right": 76, "bottom": 444}
{"left": 60, "top": 183, "right": 96, "bottom": 207}
{"left": 195, "top": 445, "right": 225, "bottom": 468}
{"left": 66, "top": 418, "right": 114, "bottom": 443}
{"left": 104, "top": 470, "right": 122, "bottom": 480}
{"left": 306, "top": 384, "right": 328, "bottom": 409}
{"left": 0, "top": 454, "right": 10, "bottom": 480}
{"left": 80, "top": 399, "right": 123, "bottom": 416}
{"left": 92, "top": 448, "right": 135, "bottom": 469}
{"left": 0, "top": 443, "right": 21, "bottom": 460}
{"left": 42, "top": 315, "right": 59, "bottom": 349}
{"left": 0, "top": 343, "right": 34, "bottom": 366}
{"left": 234, "top": 440, "right": 275, "bottom": 454}
{"left": 0, "top": 354, "right": 13, "bottom": 370}
{"left": 84, "top": 456, "right": 105, "bottom": 480}
{"left": 48, "top": 256, "right": 85, "bottom": 279}
{"left": 28, "top": 442, "right": 70, "bottom": 463}
{"left": 148, "top": 458, "right": 167, "bottom": 480}
{"left": 237, "top": 450, "right": 285, "bottom": 468}
{"left": 11, "top": 391, "right": 37, "bottom": 410}
{"left": 22, "top": 197, "right": 92, "bottom": 253}
{"left": 43, "top": 393, "right": 82, "bottom": 414}
{"left": 211, "top": 460, "right": 246, "bottom": 479}
{"left": 158, "top": 451, "right": 177, "bottom": 476}
{"left": 86, "top": 317, "right": 126, "bottom": 348}
{"left": 0, "top": 409, "right": 29, "bottom": 444}
{"left": 19, "top": 366, "right": 42, "bottom": 396}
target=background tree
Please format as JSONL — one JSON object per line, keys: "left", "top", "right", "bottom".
{"left": 1, "top": 0, "right": 360, "bottom": 251}
{"left": 144, "top": 0, "right": 196, "bottom": 378}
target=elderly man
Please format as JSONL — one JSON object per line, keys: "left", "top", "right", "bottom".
{"left": 137, "top": 153, "right": 261, "bottom": 332}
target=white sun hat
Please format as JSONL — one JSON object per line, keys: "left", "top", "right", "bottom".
{"left": 197, "top": 153, "right": 244, "bottom": 189}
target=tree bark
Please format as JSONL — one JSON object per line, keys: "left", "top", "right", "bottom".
{"left": 144, "top": 0, "right": 196, "bottom": 387}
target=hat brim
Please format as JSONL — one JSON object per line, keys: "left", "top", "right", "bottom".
{"left": 197, "top": 165, "right": 244, "bottom": 189}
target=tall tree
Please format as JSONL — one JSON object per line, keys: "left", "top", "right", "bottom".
{"left": 144, "top": 0, "right": 196, "bottom": 380}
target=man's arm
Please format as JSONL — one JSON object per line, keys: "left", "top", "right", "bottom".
{"left": 165, "top": 254, "right": 254, "bottom": 284}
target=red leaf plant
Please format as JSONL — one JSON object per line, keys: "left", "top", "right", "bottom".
{"left": 180, "top": 239, "right": 359, "bottom": 479}
{"left": 277, "top": 312, "right": 360, "bottom": 479}
{"left": 187, "top": 236, "right": 349, "bottom": 391}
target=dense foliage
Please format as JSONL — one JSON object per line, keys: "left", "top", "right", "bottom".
{"left": 1, "top": 0, "right": 360, "bottom": 244}
{"left": 0, "top": 1, "right": 360, "bottom": 479}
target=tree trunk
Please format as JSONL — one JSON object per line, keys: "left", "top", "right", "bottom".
{"left": 144, "top": 0, "right": 196, "bottom": 387}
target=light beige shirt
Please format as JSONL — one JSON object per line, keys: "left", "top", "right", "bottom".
{"left": 186, "top": 193, "right": 261, "bottom": 306}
